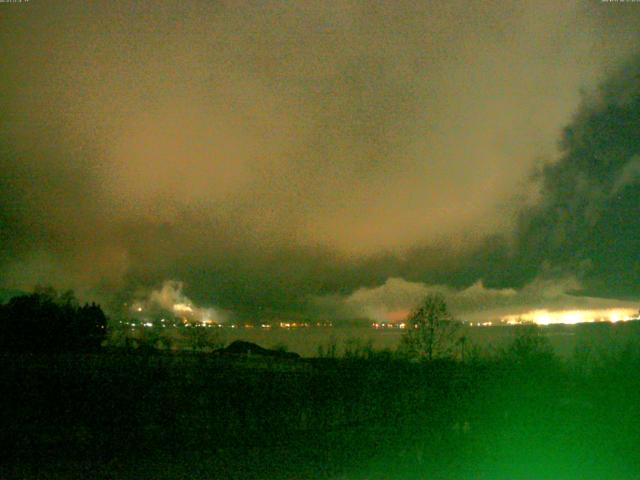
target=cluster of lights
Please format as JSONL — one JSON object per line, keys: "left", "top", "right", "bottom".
{"left": 129, "top": 295, "right": 220, "bottom": 326}
{"left": 244, "top": 322, "right": 332, "bottom": 329}
{"left": 279, "top": 322, "right": 309, "bottom": 328}
{"left": 469, "top": 322, "right": 494, "bottom": 327}
{"left": 120, "top": 320, "right": 337, "bottom": 330}
{"left": 372, "top": 322, "right": 406, "bottom": 329}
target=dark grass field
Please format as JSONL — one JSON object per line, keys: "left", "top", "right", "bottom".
{"left": 2, "top": 342, "right": 640, "bottom": 479}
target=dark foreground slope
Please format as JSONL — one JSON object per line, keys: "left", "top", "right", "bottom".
{"left": 1, "top": 345, "right": 640, "bottom": 479}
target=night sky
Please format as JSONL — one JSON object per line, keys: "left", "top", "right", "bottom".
{"left": 1, "top": 1, "right": 639, "bottom": 323}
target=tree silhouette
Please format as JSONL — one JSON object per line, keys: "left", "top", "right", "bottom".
{"left": 400, "top": 293, "right": 461, "bottom": 361}
{"left": 0, "top": 288, "right": 106, "bottom": 353}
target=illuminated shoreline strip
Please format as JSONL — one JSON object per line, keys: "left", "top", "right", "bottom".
{"left": 501, "top": 308, "right": 638, "bottom": 326}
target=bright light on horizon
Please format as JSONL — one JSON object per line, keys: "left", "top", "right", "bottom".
{"left": 501, "top": 308, "right": 638, "bottom": 326}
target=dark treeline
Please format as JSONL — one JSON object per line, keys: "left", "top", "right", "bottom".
{"left": 0, "top": 287, "right": 106, "bottom": 353}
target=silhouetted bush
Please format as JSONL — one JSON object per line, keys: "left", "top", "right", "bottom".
{"left": 499, "top": 324, "right": 557, "bottom": 368}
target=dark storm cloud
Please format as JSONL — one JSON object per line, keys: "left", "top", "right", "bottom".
{"left": 1, "top": 0, "right": 639, "bottom": 319}
{"left": 508, "top": 54, "right": 640, "bottom": 300}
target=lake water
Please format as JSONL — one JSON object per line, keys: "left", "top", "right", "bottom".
{"left": 215, "top": 321, "right": 640, "bottom": 358}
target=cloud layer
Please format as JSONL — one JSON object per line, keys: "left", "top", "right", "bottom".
{"left": 1, "top": 1, "right": 639, "bottom": 319}
{"left": 314, "top": 276, "right": 638, "bottom": 324}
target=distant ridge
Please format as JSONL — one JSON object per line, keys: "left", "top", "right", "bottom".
{"left": 216, "top": 340, "right": 300, "bottom": 359}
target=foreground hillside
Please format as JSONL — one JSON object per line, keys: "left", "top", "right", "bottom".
{"left": 2, "top": 342, "right": 640, "bottom": 479}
